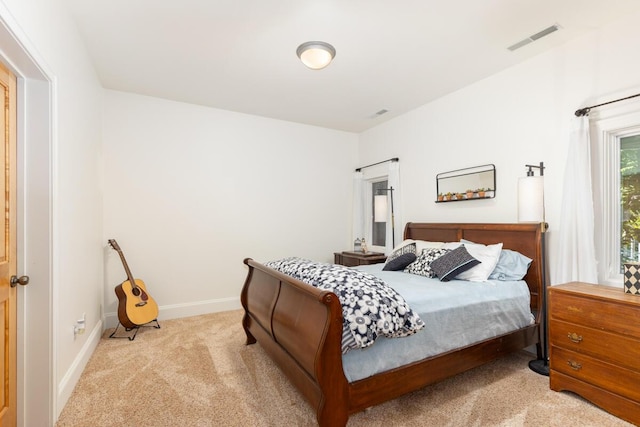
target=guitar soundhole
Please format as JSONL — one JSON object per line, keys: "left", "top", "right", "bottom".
{"left": 131, "top": 287, "right": 149, "bottom": 301}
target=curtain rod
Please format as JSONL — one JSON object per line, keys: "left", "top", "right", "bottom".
{"left": 355, "top": 157, "right": 399, "bottom": 172}
{"left": 575, "top": 93, "right": 640, "bottom": 117}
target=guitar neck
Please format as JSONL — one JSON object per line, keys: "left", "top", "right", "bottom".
{"left": 116, "top": 250, "right": 137, "bottom": 287}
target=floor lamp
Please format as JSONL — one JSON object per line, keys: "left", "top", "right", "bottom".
{"left": 518, "top": 162, "right": 549, "bottom": 376}
{"left": 374, "top": 186, "right": 395, "bottom": 248}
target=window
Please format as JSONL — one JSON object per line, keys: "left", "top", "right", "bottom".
{"left": 594, "top": 109, "right": 640, "bottom": 284}
{"left": 620, "top": 135, "right": 640, "bottom": 269}
{"left": 355, "top": 160, "right": 399, "bottom": 253}
{"left": 371, "top": 180, "right": 388, "bottom": 247}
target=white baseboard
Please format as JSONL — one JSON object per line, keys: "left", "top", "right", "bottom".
{"left": 103, "top": 296, "right": 242, "bottom": 329}
{"left": 56, "top": 319, "right": 103, "bottom": 418}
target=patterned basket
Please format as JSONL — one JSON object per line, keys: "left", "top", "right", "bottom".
{"left": 623, "top": 263, "right": 640, "bottom": 295}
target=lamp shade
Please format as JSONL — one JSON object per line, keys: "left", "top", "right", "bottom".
{"left": 374, "top": 195, "right": 388, "bottom": 222}
{"left": 518, "top": 176, "right": 545, "bottom": 222}
{"left": 296, "top": 41, "right": 336, "bottom": 70}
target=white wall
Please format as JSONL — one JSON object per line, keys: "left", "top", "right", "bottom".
{"left": 358, "top": 11, "right": 640, "bottom": 286}
{"left": 102, "top": 90, "right": 358, "bottom": 324}
{"left": 1, "top": 0, "right": 104, "bottom": 423}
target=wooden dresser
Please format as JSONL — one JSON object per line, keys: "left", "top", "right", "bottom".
{"left": 549, "top": 282, "right": 640, "bottom": 425}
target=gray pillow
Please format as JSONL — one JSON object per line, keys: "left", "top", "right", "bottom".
{"left": 382, "top": 252, "right": 417, "bottom": 271}
{"left": 430, "top": 246, "right": 480, "bottom": 282}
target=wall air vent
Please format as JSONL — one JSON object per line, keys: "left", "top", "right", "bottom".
{"left": 508, "top": 24, "right": 560, "bottom": 51}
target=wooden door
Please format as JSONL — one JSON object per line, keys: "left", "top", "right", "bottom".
{"left": 0, "top": 60, "right": 18, "bottom": 426}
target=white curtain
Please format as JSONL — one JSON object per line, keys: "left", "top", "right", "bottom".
{"left": 554, "top": 116, "right": 598, "bottom": 284}
{"left": 386, "top": 161, "right": 402, "bottom": 254}
{"left": 352, "top": 171, "right": 365, "bottom": 249}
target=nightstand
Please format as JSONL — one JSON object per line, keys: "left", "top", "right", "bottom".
{"left": 548, "top": 282, "right": 640, "bottom": 425}
{"left": 334, "top": 251, "right": 386, "bottom": 267}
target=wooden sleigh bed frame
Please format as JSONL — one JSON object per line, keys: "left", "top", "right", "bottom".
{"left": 241, "top": 222, "right": 545, "bottom": 426}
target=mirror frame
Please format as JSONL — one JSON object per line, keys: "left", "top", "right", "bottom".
{"left": 436, "top": 164, "right": 496, "bottom": 202}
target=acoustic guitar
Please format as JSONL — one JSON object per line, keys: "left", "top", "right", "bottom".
{"left": 108, "top": 239, "right": 159, "bottom": 328}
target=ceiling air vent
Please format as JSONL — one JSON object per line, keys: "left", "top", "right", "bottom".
{"left": 368, "top": 109, "right": 389, "bottom": 119}
{"left": 508, "top": 24, "right": 560, "bottom": 52}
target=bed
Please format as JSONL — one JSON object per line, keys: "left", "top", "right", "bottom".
{"left": 241, "top": 222, "right": 545, "bottom": 426}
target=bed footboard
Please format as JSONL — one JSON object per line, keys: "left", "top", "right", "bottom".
{"left": 241, "top": 258, "right": 350, "bottom": 426}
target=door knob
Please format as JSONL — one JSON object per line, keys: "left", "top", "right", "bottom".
{"left": 10, "top": 275, "right": 29, "bottom": 287}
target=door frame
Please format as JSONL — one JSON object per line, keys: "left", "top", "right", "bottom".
{"left": 0, "top": 7, "right": 55, "bottom": 426}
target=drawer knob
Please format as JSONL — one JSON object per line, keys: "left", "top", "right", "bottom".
{"left": 567, "top": 360, "right": 582, "bottom": 371}
{"left": 567, "top": 332, "right": 583, "bottom": 343}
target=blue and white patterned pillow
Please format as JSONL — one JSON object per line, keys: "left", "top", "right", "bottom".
{"left": 383, "top": 252, "right": 417, "bottom": 271}
{"left": 383, "top": 242, "right": 417, "bottom": 271}
{"left": 430, "top": 246, "right": 480, "bottom": 282}
{"left": 404, "top": 248, "right": 450, "bottom": 278}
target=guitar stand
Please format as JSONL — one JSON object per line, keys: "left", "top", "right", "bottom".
{"left": 109, "top": 319, "right": 161, "bottom": 341}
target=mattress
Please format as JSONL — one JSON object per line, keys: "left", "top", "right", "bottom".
{"left": 341, "top": 264, "right": 535, "bottom": 382}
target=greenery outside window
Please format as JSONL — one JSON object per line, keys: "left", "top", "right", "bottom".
{"left": 594, "top": 108, "right": 640, "bottom": 284}
{"left": 621, "top": 135, "right": 640, "bottom": 269}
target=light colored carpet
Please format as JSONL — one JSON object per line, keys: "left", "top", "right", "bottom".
{"left": 56, "top": 310, "right": 632, "bottom": 426}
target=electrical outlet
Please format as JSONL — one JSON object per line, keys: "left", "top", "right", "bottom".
{"left": 73, "top": 313, "right": 86, "bottom": 338}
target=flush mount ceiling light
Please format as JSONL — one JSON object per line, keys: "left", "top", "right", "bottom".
{"left": 296, "top": 41, "right": 336, "bottom": 70}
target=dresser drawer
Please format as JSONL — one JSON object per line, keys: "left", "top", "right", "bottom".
{"left": 342, "top": 257, "right": 360, "bottom": 267}
{"left": 551, "top": 346, "right": 640, "bottom": 403}
{"left": 549, "top": 290, "right": 640, "bottom": 337}
{"left": 334, "top": 252, "right": 386, "bottom": 267}
{"left": 549, "top": 319, "right": 640, "bottom": 371}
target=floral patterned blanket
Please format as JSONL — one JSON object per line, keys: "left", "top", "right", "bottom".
{"left": 264, "top": 257, "right": 424, "bottom": 353}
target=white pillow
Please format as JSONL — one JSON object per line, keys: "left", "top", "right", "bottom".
{"left": 455, "top": 242, "right": 503, "bottom": 282}
{"left": 415, "top": 240, "right": 445, "bottom": 252}
{"left": 391, "top": 239, "right": 444, "bottom": 254}
{"left": 441, "top": 241, "right": 462, "bottom": 250}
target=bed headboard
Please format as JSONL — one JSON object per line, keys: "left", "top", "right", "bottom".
{"left": 403, "top": 222, "right": 545, "bottom": 314}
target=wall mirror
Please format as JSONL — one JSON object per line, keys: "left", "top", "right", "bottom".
{"left": 436, "top": 164, "right": 496, "bottom": 202}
